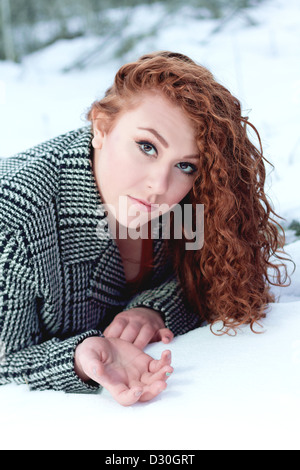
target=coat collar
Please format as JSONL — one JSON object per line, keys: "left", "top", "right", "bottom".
{"left": 58, "top": 126, "right": 112, "bottom": 264}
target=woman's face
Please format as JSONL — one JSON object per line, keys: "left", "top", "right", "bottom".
{"left": 92, "top": 91, "right": 199, "bottom": 231}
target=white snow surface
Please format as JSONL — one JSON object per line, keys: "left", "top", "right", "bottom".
{"left": 0, "top": 0, "right": 300, "bottom": 450}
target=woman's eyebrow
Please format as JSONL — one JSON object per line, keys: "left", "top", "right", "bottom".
{"left": 184, "top": 154, "right": 200, "bottom": 161}
{"left": 137, "top": 126, "right": 199, "bottom": 160}
{"left": 137, "top": 127, "right": 169, "bottom": 148}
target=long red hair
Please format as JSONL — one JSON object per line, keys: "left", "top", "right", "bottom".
{"left": 87, "top": 51, "right": 292, "bottom": 334}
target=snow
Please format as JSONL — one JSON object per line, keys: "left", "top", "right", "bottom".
{"left": 0, "top": 0, "right": 300, "bottom": 450}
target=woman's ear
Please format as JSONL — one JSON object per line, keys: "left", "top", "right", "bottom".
{"left": 92, "top": 128, "right": 104, "bottom": 150}
{"left": 91, "top": 109, "right": 106, "bottom": 150}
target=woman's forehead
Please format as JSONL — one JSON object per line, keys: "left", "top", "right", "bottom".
{"left": 119, "top": 93, "right": 195, "bottom": 132}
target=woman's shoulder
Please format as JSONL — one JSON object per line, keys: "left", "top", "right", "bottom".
{"left": 0, "top": 127, "right": 92, "bottom": 178}
{"left": 0, "top": 126, "right": 93, "bottom": 230}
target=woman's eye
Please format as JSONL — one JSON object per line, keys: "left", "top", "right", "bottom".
{"left": 137, "top": 142, "right": 157, "bottom": 156}
{"left": 136, "top": 142, "right": 197, "bottom": 176}
{"left": 177, "top": 162, "right": 197, "bottom": 176}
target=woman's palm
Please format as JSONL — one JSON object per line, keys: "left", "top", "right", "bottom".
{"left": 95, "top": 338, "right": 173, "bottom": 406}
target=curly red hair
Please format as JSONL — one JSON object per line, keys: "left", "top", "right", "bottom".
{"left": 87, "top": 51, "right": 291, "bottom": 334}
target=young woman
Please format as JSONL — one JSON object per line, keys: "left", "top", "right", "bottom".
{"left": 0, "top": 51, "right": 289, "bottom": 406}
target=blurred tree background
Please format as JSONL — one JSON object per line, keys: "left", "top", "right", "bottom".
{"left": 0, "top": 0, "right": 265, "bottom": 63}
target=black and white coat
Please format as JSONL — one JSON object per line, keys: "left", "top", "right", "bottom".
{"left": 0, "top": 127, "right": 199, "bottom": 393}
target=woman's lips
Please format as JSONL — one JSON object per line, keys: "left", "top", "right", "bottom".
{"left": 128, "top": 195, "right": 155, "bottom": 212}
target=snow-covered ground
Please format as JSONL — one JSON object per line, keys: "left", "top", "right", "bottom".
{"left": 0, "top": 0, "right": 300, "bottom": 450}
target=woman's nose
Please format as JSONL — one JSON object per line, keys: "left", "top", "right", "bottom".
{"left": 146, "top": 165, "right": 170, "bottom": 195}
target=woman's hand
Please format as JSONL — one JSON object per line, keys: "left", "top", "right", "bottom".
{"left": 74, "top": 336, "right": 173, "bottom": 406}
{"left": 103, "top": 307, "right": 174, "bottom": 350}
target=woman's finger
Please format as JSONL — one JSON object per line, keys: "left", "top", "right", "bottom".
{"left": 148, "top": 350, "right": 172, "bottom": 373}
{"left": 119, "top": 322, "right": 141, "bottom": 344}
{"left": 141, "top": 365, "right": 173, "bottom": 385}
{"left": 133, "top": 324, "right": 156, "bottom": 350}
{"left": 158, "top": 328, "right": 174, "bottom": 344}
{"left": 111, "top": 383, "right": 144, "bottom": 407}
{"left": 138, "top": 380, "right": 167, "bottom": 403}
{"left": 88, "top": 360, "right": 107, "bottom": 385}
{"left": 104, "top": 317, "right": 128, "bottom": 339}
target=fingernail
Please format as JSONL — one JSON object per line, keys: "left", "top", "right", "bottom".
{"left": 135, "top": 390, "right": 143, "bottom": 397}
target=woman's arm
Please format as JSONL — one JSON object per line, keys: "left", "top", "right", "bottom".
{"left": 101, "top": 273, "right": 200, "bottom": 350}
{"left": 0, "top": 228, "right": 173, "bottom": 404}
{"left": 0, "top": 228, "right": 102, "bottom": 393}
{"left": 124, "top": 273, "right": 201, "bottom": 337}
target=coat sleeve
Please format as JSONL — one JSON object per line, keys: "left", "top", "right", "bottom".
{"left": 124, "top": 272, "right": 200, "bottom": 336}
{"left": 0, "top": 228, "right": 102, "bottom": 393}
